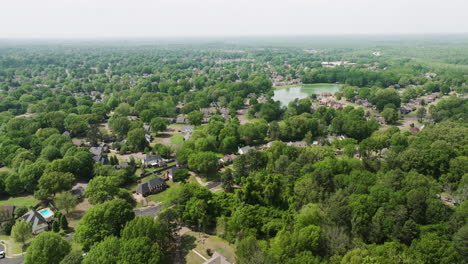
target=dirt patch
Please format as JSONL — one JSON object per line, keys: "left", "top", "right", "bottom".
{"left": 132, "top": 192, "right": 159, "bottom": 206}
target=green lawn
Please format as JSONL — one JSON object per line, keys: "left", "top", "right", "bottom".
{"left": 182, "top": 231, "right": 236, "bottom": 264}
{"left": 148, "top": 180, "right": 183, "bottom": 207}
{"left": 0, "top": 195, "right": 39, "bottom": 208}
{"left": 147, "top": 176, "right": 197, "bottom": 207}
{"left": 170, "top": 134, "right": 184, "bottom": 145}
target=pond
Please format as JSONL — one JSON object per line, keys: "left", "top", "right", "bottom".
{"left": 273, "top": 83, "right": 340, "bottom": 106}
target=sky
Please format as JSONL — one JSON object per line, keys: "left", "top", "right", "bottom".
{"left": 1, "top": 0, "right": 467, "bottom": 38}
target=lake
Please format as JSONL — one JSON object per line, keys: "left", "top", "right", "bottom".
{"left": 273, "top": 84, "right": 340, "bottom": 106}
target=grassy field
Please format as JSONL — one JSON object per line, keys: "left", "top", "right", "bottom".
{"left": 0, "top": 195, "right": 39, "bottom": 208}
{"left": 182, "top": 231, "right": 236, "bottom": 264}
{"left": 170, "top": 134, "right": 184, "bottom": 145}
{"left": 149, "top": 180, "right": 183, "bottom": 207}
{"left": 148, "top": 176, "right": 197, "bottom": 207}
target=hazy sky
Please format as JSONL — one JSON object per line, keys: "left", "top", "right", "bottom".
{"left": 1, "top": 0, "right": 467, "bottom": 38}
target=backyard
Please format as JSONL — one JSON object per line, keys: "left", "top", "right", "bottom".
{"left": 182, "top": 231, "right": 236, "bottom": 264}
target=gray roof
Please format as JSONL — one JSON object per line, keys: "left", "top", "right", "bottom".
{"left": 21, "top": 210, "right": 48, "bottom": 233}
{"left": 203, "top": 252, "right": 232, "bottom": 264}
{"left": 89, "top": 147, "right": 103, "bottom": 156}
{"left": 137, "top": 178, "right": 166, "bottom": 195}
{"left": 238, "top": 146, "right": 255, "bottom": 154}
{"left": 145, "top": 154, "right": 162, "bottom": 162}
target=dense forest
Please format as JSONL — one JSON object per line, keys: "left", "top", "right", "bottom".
{"left": 0, "top": 36, "right": 467, "bottom": 264}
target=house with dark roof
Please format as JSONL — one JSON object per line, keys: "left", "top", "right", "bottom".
{"left": 93, "top": 155, "right": 109, "bottom": 165}
{"left": 137, "top": 178, "right": 167, "bottom": 197}
{"left": 21, "top": 210, "right": 49, "bottom": 234}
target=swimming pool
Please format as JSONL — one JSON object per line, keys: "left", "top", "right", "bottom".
{"left": 38, "top": 208, "right": 53, "bottom": 218}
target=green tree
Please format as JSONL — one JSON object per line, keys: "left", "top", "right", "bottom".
{"left": 75, "top": 199, "right": 135, "bottom": 250}
{"left": 52, "top": 221, "right": 60, "bottom": 232}
{"left": 35, "top": 172, "right": 75, "bottom": 199}
{"left": 60, "top": 214, "right": 69, "bottom": 230}
{"left": 187, "top": 110, "right": 203, "bottom": 126}
{"left": 150, "top": 117, "right": 168, "bottom": 135}
{"left": 188, "top": 151, "right": 219, "bottom": 176}
{"left": 25, "top": 232, "right": 71, "bottom": 264}
{"left": 126, "top": 128, "right": 148, "bottom": 151}
{"left": 454, "top": 224, "right": 468, "bottom": 262}
{"left": 59, "top": 250, "right": 83, "bottom": 264}
{"left": 54, "top": 192, "right": 78, "bottom": 215}
{"left": 174, "top": 169, "right": 190, "bottom": 183}
{"left": 84, "top": 176, "right": 120, "bottom": 205}
{"left": 416, "top": 107, "right": 426, "bottom": 122}
{"left": 109, "top": 115, "right": 130, "bottom": 137}
{"left": 11, "top": 220, "right": 32, "bottom": 248}
{"left": 381, "top": 108, "right": 399, "bottom": 124}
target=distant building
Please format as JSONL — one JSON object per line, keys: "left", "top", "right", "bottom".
{"left": 238, "top": 146, "right": 255, "bottom": 155}
{"left": 21, "top": 210, "right": 49, "bottom": 234}
{"left": 287, "top": 141, "right": 308, "bottom": 147}
{"left": 137, "top": 178, "right": 167, "bottom": 197}
{"left": 219, "top": 154, "right": 237, "bottom": 165}
{"left": 143, "top": 154, "right": 166, "bottom": 168}
{"left": 203, "top": 252, "right": 232, "bottom": 264}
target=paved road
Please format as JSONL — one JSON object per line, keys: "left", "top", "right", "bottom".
{"left": 0, "top": 241, "right": 24, "bottom": 264}
{"left": 133, "top": 204, "right": 162, "bottom": 217}
{"left": 0, "top": 256, "right": 24, "bottom": 264}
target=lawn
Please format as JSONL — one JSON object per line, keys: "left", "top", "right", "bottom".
{"left": 148, "top": 176, "right": 197, "bottom": 207}
{"left": 0, "top": 195, "right": 39, "bottom": 208}
{"left": 0, "top": 167, "right": 10, "bottom": 172}
{"left": 170, "top": 134, "right": 184, "bottom": 145}
{"left": 182, "top": 231, "right": 236, "bottom": 264}
{"left": 148, "top": 180, "right": 183, "bottom": 207}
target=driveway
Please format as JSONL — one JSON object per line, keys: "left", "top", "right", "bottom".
{"left": 133, "top": 204, "right": 162, "bottom": 218}
{"left": 0, "top": 256, "right": 24, "bottom": 264}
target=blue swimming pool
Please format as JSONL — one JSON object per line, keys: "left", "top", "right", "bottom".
{"left": 38, "top": 208, "right": 53, "bottom": 218}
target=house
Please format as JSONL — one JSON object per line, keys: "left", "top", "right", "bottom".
{"left": 181, "top": 126, "right": 194, "bottom": 134}
{"left": 238, "top": 146, "right": 255, "bottom": 155}
{"left": 93, "top": 155, "right": 109, "bottom": 165}
{"left": 176, "top": 115, "right": 188, "bottom": 124}
{"left": 287, "top": 141, "right": 308, "bottom": 147}
{"left": 257, "top": 96, "right": 267, "bottom": 104}
{"left": 71, "top": 183, "right": 87, "bottom": 200}
{"left": 165, "top": 167, "right": 178, "bottom": 181}
{"left": 219, "top": 154, "right": 237, "bottom": 165}
{"left": 203, "top": 252, "right": 232, "bottom": 264}
{"left": 89, "top": 146, "right": 104, "bottom": 156}
{"left": 145, "top": 134, "right": 152, "bottom": 143}
{"left": 137, "top": 178, "right": 167, "bottom": 197}
{"left": 127, "top": 116, "right": 138, "bottom": 121}
{"left": 72, "top": 139, "right": 85, "bottom": 147}
{"left": 0, "top": 205, "right": 15, "bottom": 222}
{"left": 62, "top": 131, "right": 71, "bottom": 137}
{"left": 21, "top": 210, "right": 49, "bottom": 234}
{"left": 200, "top": 108, "right": 216, "bottom": 116}
{"left": 143, "top": 154, "right": 165, "bottom": 167}
{"left": 143, "top": 124, "right": 151, "bottom": 133}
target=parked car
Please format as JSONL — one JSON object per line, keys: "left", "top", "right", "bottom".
{"left": 0, "top": 251, "right": 5, "bottom": 258}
